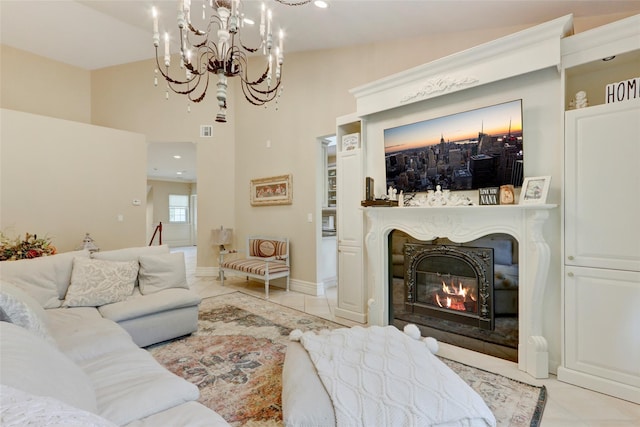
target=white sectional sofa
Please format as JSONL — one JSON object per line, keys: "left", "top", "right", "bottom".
{"left": 0, "top": 245, "right": 229, "bottom": 426}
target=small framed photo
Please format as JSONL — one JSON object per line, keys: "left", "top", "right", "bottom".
{"left": 499, "top": 184, "right": 515, "bottom": 205}
{"left": 519, "top": 176, "right": 551, "bottom": 205}
{"left": 250, "top": 174, "right": 292, "bottom": 206}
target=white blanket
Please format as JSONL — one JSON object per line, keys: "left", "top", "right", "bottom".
{"left": 291, "top": 326, "right": 496, "bottom": 427}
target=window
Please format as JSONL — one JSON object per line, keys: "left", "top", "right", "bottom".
{"left": 169, "top": 194, "right": 189, "bottom": 223}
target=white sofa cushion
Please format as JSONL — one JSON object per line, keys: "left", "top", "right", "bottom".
{"left": 46, "top": 307, "right": 136, "bottom": 363}
{"left": 63, "top": 258, "right": 138, "bottom": 307}
{"left": 282, "top": 341, "right": 336, "bottom": 427}
{"left": 138, "top": 252, "right": 188, "bottom": 295}
{"left": 78, "top": 347, "right": 200, "bottom": 426}
{"left": 0, "top": 384, "right": 117, "bottom": 427}
{"left": 0, "top": 321, "right": 98, "bottom": 413}
{"left": 0, "top": 250, "right": 89, "bottom": 308}
{"left": 0, "top": 280, "right": 54, "bottom": 343}
{"left": 124, "top": 401, "right": 230, "bottom": 427}
{"left": 92, "top": 245, "right": 169, "bottom": 262}
{"left": 98, "top": 288, "right": 201, "bottom": 323}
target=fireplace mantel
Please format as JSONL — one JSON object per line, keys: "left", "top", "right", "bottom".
{"left": 363, "top": 204, "right": 556, "bottom": 378}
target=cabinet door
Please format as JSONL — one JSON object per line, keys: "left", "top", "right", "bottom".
{"left": 337, "top": 148, "right": 363, "bottom": 246}
{"left": 565, "top": 101, "right": 640, "bottom": 272}
{"left": 335, "top": 245, "right": 366, "bottom": 322}
{"left": 564, "top": 266, "right": 640, "bottom": 388}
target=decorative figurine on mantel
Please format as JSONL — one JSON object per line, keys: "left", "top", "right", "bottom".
{"left": 404, "top": 185, "right": 474, "bottom": 207}
{"left": 387, "top": 186, "right": 398, "bottom": 201}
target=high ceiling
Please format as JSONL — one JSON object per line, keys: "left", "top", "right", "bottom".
{"left": 3, "top": 0, "right": 639, "bottom": 71}
{"left": 2, "top": 0, "right": 639, "bottom": 182}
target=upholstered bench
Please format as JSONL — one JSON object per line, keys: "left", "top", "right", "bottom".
{"left": 220, "top": 235, "right": 289, "bottom": 298}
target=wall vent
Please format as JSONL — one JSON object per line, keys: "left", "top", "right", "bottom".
{"left": 200, "top": 125, "right": 213, "bottom": 137}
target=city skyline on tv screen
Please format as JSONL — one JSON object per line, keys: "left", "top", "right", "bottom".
{"left": 384, "top": 99, "right": 524, "bottom": 192}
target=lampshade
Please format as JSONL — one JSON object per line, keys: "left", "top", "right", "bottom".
{"left": 212, "top": 227, "right": 233, "bottom": 246}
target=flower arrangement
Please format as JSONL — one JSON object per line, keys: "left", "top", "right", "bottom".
{"left": 0, "top": 232, "right": 57, "bottom": 261}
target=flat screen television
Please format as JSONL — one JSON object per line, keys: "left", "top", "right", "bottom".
{"left": 384, "top": 99, "right": 524, "bottom": 192}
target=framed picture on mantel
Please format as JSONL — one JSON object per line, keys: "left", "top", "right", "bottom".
{"left": 519, "top": 176, "right": 551, "bottom": 205}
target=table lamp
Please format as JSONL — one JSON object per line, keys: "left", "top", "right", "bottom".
{"left": 212, "top": 227, "right": 233, "bottom": 281}
{"left": 212, "top": 226, "right": 233, "bottom": 251}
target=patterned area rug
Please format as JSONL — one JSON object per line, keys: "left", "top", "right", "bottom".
{"left": 148, "top": 292, "right": 546, "bottom": 427}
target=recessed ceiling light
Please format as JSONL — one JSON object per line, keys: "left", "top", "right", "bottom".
{"left": 176, "top": 171, "right": 183, "bottom": 175}
{"left": 314, "top": 1, "right": 328, "bottom": 9}
{"left": 602, "top": 56, "right": 616, "bottom": 61}
{"left": 243, "top": 17, "right": 255, "bottom": 25}
{"left": 173, "top": 155, "right": 182, "bottom": 159}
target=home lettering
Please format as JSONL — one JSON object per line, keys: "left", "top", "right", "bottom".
{"left": 606, "top": 77, "right": 639, "bottom": 104}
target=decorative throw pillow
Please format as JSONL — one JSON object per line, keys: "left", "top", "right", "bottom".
{"left": 137, "top": 252, "right": 188, "bottom": 295}
{"left": 63, "top": 258, "right": 138, "bottom": 307}
{"left": 0, "top": 281, "right": 55, "bottom": 344}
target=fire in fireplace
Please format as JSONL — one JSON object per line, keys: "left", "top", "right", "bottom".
{"left": 404, "top": 243, "right": 494, "bottom": 330}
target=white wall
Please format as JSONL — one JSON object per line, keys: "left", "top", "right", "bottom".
{"left": 0, "top": 109, "right": 147, "bottom": 252}
{"left": 0, "top": 45, "right": 92, "bottom": 124}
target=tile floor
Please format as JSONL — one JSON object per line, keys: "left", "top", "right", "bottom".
{"left": 175, "top": 247, "right": 640, "bottom": 426}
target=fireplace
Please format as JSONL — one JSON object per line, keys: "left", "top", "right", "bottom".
{"left": 363, "top": 205, "right": 554, "bottom": 378}
{"left": 404, "top": 243, "right": 494, "bottom": 330}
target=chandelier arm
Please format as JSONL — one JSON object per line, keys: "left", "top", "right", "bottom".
{"left": 231, "top": 52, "right": 272, "bottom": 87}
{"left": 187, "top": 22, "right": 207, "bottom": 37}
{"left": 189, "top": 74, "right": 210, "bottom": 103}
{"left": 241, "top": 79, "right": 281, "bottom": 105}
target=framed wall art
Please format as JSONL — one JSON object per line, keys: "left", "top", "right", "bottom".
{"left": 250, "top": 174, "right": 293, "bottom": 206}
{"left": 519, "top": 176, "right": 551, "bottom": 205}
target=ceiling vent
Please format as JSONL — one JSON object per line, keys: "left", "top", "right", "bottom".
{"left": 200, "top": 125, "right": 213, "bottom": 138}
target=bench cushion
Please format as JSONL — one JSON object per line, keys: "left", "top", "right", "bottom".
{"left": 221, "top": 258, "right": 289, "bottom": 276}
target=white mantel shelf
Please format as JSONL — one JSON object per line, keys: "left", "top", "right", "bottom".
{"left": 363, "top": 204, "right": 557, "bottom": 378}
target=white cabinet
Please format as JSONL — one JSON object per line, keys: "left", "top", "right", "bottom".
{"left": 559, "top": 100, "right": 640, "bottom": 404}
{"left": 564, "top": 102, "right": 640, "bottom": 272}
{"left": 334, "top": 118, "right": 367, "bottom": 323}
{"left": 564, "top": 267, "right": 640, "bottom": 389}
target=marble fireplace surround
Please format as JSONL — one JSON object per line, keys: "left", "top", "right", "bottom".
{"left": 364, "top": 205, "right": 555, "bottom": 378}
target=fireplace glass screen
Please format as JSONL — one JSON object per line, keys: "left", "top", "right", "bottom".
{"left": 405, "top": 244, "right": 494, "bottom": 330}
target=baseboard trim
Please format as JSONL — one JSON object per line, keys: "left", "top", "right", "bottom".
{"left": 334, "top": 307, "right": 367, "bottom": 324}
{"left": 289, "top": 279, "right": 325, "bottom": 296}
{"left": 557, "top": 366, "right": 640, "bottom": 404}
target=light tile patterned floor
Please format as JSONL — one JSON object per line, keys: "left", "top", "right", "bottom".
{"left": 175, "top": 247, "right": 640, "bottom": 426}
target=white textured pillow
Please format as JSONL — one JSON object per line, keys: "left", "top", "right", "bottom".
{"left": 0, "top": 384, "right": 117, "bottom": 427}
{"left": 0, "top": 322, "right": 98, "bottom": 413}
{"left": 0, "top": 280, "right": 54, "bottom": 344}
{"left": 138, "top": 252, "right": 188, "bottom": 295}
{"left": 63, "top": 258, "right": 138, "bottom": 307}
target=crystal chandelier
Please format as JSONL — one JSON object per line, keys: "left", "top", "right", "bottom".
{"left": 153, "top": 0, "right": 304, "bottom": 123}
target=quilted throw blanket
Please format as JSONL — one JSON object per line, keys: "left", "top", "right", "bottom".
{"left": 291, "top": 326, "right": 496, "bottom": 427}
